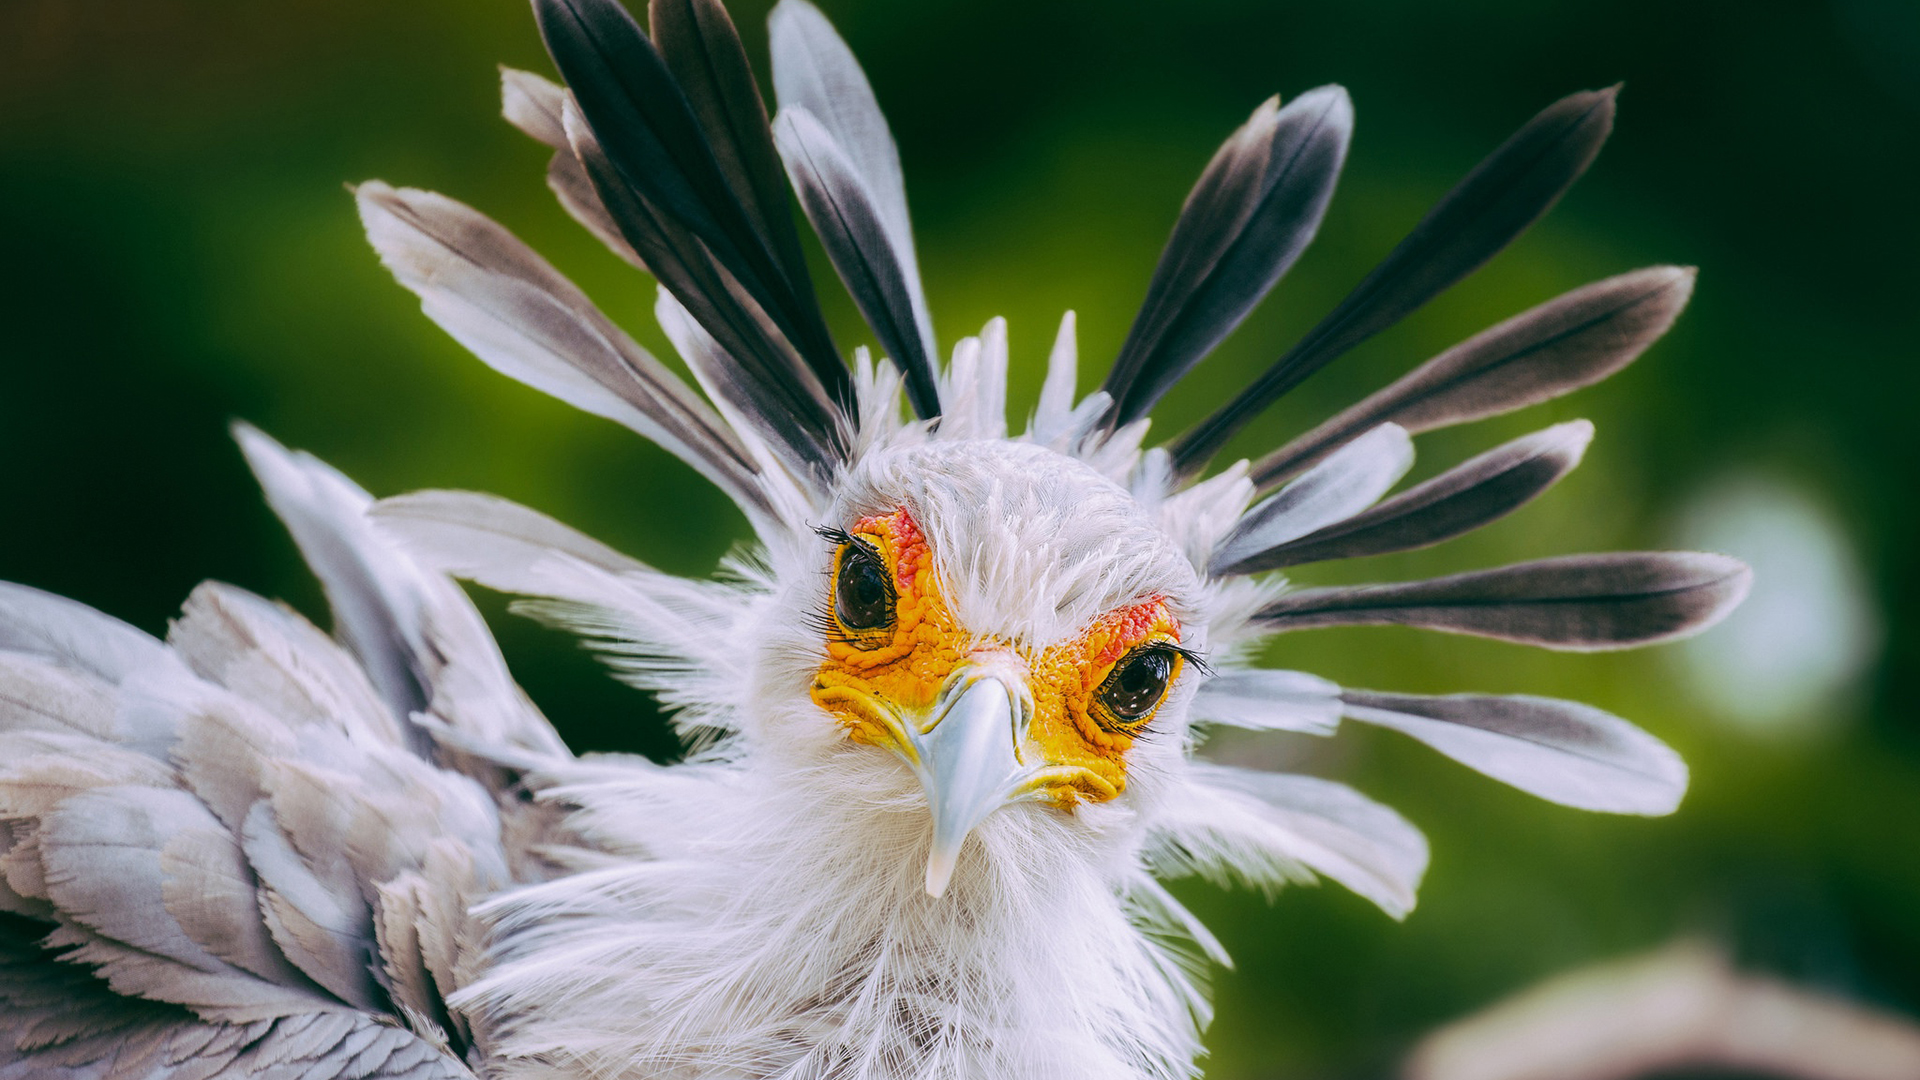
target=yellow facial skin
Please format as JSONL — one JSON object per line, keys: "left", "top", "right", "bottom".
{"left": 809, "top": 508, "right": 1183, "bottom": 805}
{"left": 1026, "top": 600, "right": 1182, "bottom": 802}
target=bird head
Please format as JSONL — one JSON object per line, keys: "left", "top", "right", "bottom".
{"left": 783, "top": 439, "right": 1202, "bottom": 895}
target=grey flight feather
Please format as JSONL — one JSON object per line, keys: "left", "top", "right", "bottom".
{"left": 234, "top": 423, "right": 432, "bottom": 737}
{"left": 1220, "top": 420, "right": 1593, "bottom": 574}
{"left": 0, "top": 926, "right": 474, "bottom": 1080}
{"left": 0, "top": 608, "right": 496, "bottom": 1074}
{"left": 36, "top": 785, "right": 342, "bottom": 1020}
{"left": 1253, "top": 265, "right": 1694, "bottom": 488}
{"left": 1103, "top": 87, "right": 1352, "bottom": 427}
{"left": 1255, "top": 551, "right": 1752, "bottom": 650}
{"left": 235, "top": 423, "right": 569, "bottom": 761}
{"left": 1171, "top": 87, "right": 1618, "bottom": 475}
{"left": 355, "top": 181, "right": 772, "bottom": 520}
{"left": 1341, "top": 690, "right": 1687, "bottom": 815}
{"left": 774, "top": 105, "right": 942, "bottom": 418}
{"left": 0, "top": 586, "right": 177, "bottom": 687}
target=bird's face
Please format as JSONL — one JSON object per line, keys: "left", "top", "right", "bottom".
{"left": 802, "top": 440, "right": 1202, "bottom": 895}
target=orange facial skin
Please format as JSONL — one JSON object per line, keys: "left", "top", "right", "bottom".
{"left": 1026, "top": 599, "right": 1182, "bottom": 803}
{"left": 808, "top": 507, "right": 1183, "bottom": 804}
{"left": 812, "top": 509, "right": 963, "bottom": 755}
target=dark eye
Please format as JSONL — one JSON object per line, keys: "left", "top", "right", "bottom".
{"left": 1099, "top": 646, "right": 1177, "bottom": 724}
{"left": 834, "top": 545, "right": 895, "bottom": 632}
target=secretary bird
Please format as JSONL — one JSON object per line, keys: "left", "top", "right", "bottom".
{"left": 0, "top": 0, "right": 1749, "bottom": 1076}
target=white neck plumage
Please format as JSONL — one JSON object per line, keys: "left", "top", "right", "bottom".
{"left": 462, "top": 739, "right": 1209, "bottom": 1080}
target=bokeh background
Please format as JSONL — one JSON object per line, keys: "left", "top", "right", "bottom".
{"left": 2, "top": 0, "right": 1915, "bottom": 1075}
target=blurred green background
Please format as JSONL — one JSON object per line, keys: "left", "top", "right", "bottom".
{"left": 1, "top": 0, "right": 1915, "bottom": 1076}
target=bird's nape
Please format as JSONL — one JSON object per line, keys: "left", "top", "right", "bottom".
{"left": 0, "top": 0, "right": 1752, "bottom": 1077}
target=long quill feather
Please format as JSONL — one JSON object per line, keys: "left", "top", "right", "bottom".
{"left": 1255, "top": 551, "right": 1751, "bottom": 650}
{"left": 1172, "top": 87, "right": 1618, "bottom": 474}
{"left": 1103, "top": 87, "right": 1352, "bottom": 426}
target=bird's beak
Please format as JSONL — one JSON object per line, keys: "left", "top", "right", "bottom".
{"left": 901, "top": 671, "right": 1038, "bottom": 899}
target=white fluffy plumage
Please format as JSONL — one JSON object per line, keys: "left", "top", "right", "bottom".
{"left": 438, "top": 419, "right": 1244, "bottom": 1080}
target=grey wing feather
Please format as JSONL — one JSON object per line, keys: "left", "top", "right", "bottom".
{"left": 1, "top": 977, "right": 470, "bottom": 1078}
{"left": 0, "top": 596, "right": 493, "bottom": 1074}
{"left": 234, "top": 423, "right": 568, "bottom": 761}
{"left": 0, "top": 585, "right": 179, "bottom": 687}
{"left": 1255, "top": 551, "right": 1752, "bottom": 650}
{"left": 1253, "top": 266, "right": 1693, "bottom": 487}
{"left": 0, "top": 430, "right": 585, "bottom": 1076}
{"left": 233, "top": 423, "right": 433, "bottom": 734}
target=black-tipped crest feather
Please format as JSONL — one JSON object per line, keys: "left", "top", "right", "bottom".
{"left": 533, "top": 0, "right": 852, "bottom": 409}
{"left": 1219, "top": 421, "right": 1592, "bottom": 573}
{"left": 562, "top": 100, "right": 843, "bottom": 483}
{"left": 769, "top": 0, "right": 940, "bottom": 418}
{"left": 776, "top": 107, "right": 943, "bottom": 418}
{"left": 1339, "top": 690, "right": 1686, "bottom": 814}
{"left": 1104, "top": 87, "right": 1352, "bottom": 427}
{"left": 649, "top": 0, "right": 814, "bottom": 294}
{"left": 1254, "top": 265, "right": 1693, "bottom": 488}
{"left": 1255, "top": 551, "right": 1751, "bottom": 650}
{"left": 356, "top": 182, "right": 772, "bottom": 518}
{"left": 1171, "top": 87, "right": 1618, "bottom": 474}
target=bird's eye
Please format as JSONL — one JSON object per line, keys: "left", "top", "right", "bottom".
{"left": 833, "top": 543, "right": 895, "bottom": 634}
{"left": 1097, "top": 646, "right": 1179, "bottom": 727}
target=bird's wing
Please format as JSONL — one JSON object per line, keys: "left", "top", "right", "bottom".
{"left": 0, "top": 429, "right": 576, "bottom": 1077}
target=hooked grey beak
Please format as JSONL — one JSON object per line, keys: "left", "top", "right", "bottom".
{"left": 900, "top": 672, "right": 1039, "bottom": 898}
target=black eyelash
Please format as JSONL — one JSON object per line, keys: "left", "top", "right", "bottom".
{"left": 813, "top": 525, "right": 886, "bottom": 570}
{"left": 1161, "top": 644, "right": 1212, "bottom": 679}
